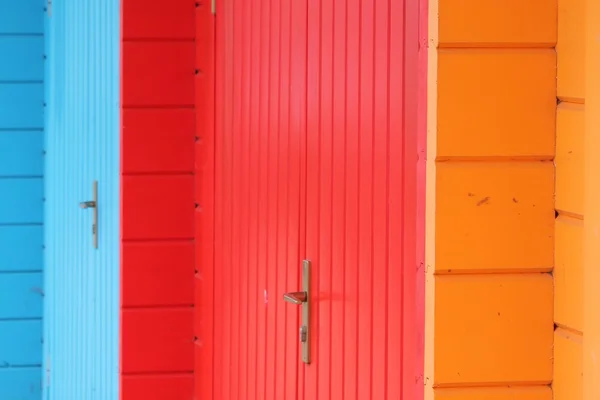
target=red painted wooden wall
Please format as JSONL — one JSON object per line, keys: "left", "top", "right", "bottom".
{"left": 120, "top": 1, "right": 196, "bottom": 398}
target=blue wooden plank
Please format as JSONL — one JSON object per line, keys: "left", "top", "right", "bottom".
{"left": 0, "top": 226, "right": 43, "bottom": 272}
{"left": 0, "top": 37, "right": 44, "bottom": 81}
{"left": 0, "top": 320, "right": 42, "bottom": 366}
{"left": 0, "top": 273, "right": 42, "bottom": 319}
{"left": 0, "top": 0, "right": 44, "bottom": 34}
{"left": 0, "top": 132, "right": 43, "bottom": 176}
{"left": 0, "top": 84, "right": 43, "bottom": 129}
{"left": 0, "top": 367, "right": 42, "bottom": 399}
{"left": 0, "top": 179, "right": 43, "bottom": 224}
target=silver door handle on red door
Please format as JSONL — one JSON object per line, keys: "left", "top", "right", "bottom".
{"left": 283, "top": 291, "right": 307, "bottom": 305}
{"left": 282, "top": 260, "right": 311, "bottom": 364}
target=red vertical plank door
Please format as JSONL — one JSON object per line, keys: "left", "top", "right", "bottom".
{"left": 210, "top": 0, "right": 305, "bottom": 397}
{"left": 202, "top": 0, "right": 423, "bottom": 398}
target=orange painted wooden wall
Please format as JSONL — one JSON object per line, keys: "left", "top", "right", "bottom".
{"left": 554, "top": 0, "right": 585, "bottom": 397}
{"left": 425, "top": 0, "right": 557, "bottom": 399}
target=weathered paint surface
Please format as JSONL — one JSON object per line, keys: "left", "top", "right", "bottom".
{"left": 201, "top": 0, "right": 424, "bottom": 399}
{"left": 120, "top": 0, "right": 196, "bottom": 398}
{"left": 43, "top": 0, "right": 121, "bottom": 398}
{"left": 425, "top": 0, "right": 556, "bottom": 399}
{"left": 0, "top": 1, "right": 44, "bottom": 398}
{"left": 555, "top": 0, "right": 585, "bottom": 397}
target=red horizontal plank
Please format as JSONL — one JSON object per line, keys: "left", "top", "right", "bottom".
{"left": 122, "top": 175, "right": 194, "bottom": 240}
{"left": 122, "top": 374, "right": 194, "bottom": 400}
{"left": 122, "top": 42, "right": 195, "bottom": 107}
{"left": 122, "top": 308, "right": 194, "bottom": 373}
{"left": 122, "top": 241, "right": 194, "bottom": 307}
{"left": 123, "top": 109, "right": 195, "bottom": 174}
{"left": 123, "top": 0, "right": 195, "bottom": 40}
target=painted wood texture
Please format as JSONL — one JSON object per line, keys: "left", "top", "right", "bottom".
{"left": 555, "top": 0, "right": 585, "bottom": 397}
{"left": 194, "top": 0, "right": 216, "bottom": 397}
{"left": 0, "top": 2, "right": 44, "bottom": 399}
{"left": 43, "top": 0, "right": 121, "bottom": 398}
{"left": 426, "top": 0, "right": 556, "bottom": 399}
{"left": 201, "top": 0, "right": 424, "bottom": 399}
{"left": 121, "top": 0, "right": 196, "bottom": 398}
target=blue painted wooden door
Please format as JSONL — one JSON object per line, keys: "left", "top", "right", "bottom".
{"left": 43, "top": 1, "right": 120, "bottom": 399}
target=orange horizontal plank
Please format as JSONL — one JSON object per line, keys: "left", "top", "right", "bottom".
{"left": 435, "top": 162, "right": 554, "bottom": 273}
{"left": 438, "top": 0, "right": 556, "bottom": 47}
{"left": 437, "top": 49, "right": 556, "bottom": 159}
{"left": 434, "top": 274, "right": 553, "bottom": 386}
